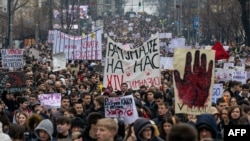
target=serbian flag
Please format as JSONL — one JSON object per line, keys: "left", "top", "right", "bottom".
{"left": 212, "top": 42, "right": 230, "bottom": 60}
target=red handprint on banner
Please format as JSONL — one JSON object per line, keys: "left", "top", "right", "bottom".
{"left": 174, "top": 50, "right": 213, "bottom": 108}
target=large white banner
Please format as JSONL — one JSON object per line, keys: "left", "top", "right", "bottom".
{"left": 1, "top": 49, "right": 24, "bottom": 68}
{"left": 103, "top": 34, "right": 161, "bottom": 90}
{"left": 52, "top": 29, "right": 102, "bottom": 60}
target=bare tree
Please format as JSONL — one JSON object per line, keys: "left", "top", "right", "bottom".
{"left": 238, "top": 0, "right": 250, "bottom": 46}
{"left": 8, "top": 0, "right": 31, "bottom": 48}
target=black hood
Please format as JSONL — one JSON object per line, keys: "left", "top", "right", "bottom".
{"left": 196, "top": 114, "right": 218, "bottom": 139}
{"left": 133, "top": 118, "right": 154, "bottom": 141}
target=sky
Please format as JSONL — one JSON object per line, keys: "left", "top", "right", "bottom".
{"left": 124, "top": 0, "right": 157, "bottom": 15}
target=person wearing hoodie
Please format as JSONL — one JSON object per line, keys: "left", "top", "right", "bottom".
{"left": 196, "top": 114, "right": 218, "bottom": 141}
{"left": 0, "top": 122, "right": 11, "bottom": 141}
{"left": 34, "top": 119, "right": 55, "bottom": 141}
{"left": 26, "top": 114, "right": 44, "bottom": 141}
{"left": 133, "top": 117, "right": 164, "bottom": 141}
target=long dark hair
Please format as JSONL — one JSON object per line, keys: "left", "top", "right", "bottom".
{"left": 8, "top": 124, "right": 25, "bottom": 140}
{"left": 159, "top": 116, "right": 180, "bottom": 140}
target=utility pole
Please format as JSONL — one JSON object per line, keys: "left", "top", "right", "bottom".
{"left": 197, "top": 0, "right": 200, "bottom": 44}
{"left": 77, "top": 0, "right": 81, "bottom": 35}
{"left": 49, "top": 0, "right": 53, "bottom": 30}
{"left": 174, "top": 0, "right": 177, "bottom": 36}
{"left": 180, "top": 0, "right": 182, "bottom": 36}
{"left": 8, "top": 0, "right": 13, "bottom": 48}
{"left": 35, "top": 0, "right": 39, "bottom": 44}
{"left": 132, "top": 0, "right": 133, "bottom": 11}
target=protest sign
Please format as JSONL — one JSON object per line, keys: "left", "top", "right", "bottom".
{"left": 223, "top": 63, "right": 234, "bottom": 69}
{"left": 160, "top": 57, "right": 173, "bottom": 70}
{"left": 103, "top": 33, "right": 161, "bottom": 90}
{"left": 0, "top": 72, "right": 26, "bottom": 93}
{"left": 38, "top": 93, "right": 61, "bottom": 109}
{"left": 52, "top": 52, "right": 67, "bottom": 72}
{"left": 168, "top": 38, "right": 186, "bottom": 49}
{"left": 1, "top": 49, "right": 24, "bottom": 68}
{"left": 52, "top": 29, "right": 102, "bottom": 60}
{"left": 173, "top": 49, "right": 215, "bottom": 115}
{"left": 215, "top": 68, "right": 233, "bottom": 82}
{"left": 232, "top": 71, "right": 247, "bottom": 84}
{"left": 104, "top": 95, "right": 138, "bottom": 124}
{"left": 212, "top": 83, "right": 223, "bottom": 104}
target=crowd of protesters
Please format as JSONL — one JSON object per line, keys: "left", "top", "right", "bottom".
{"left": 0, "top": 13, "right": 250, "bottom": 141}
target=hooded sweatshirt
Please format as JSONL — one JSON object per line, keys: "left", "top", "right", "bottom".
{"left": 34, "top": 119, "right": 54, "bottom": 141}
{"left": 196, "top": 114, "right": 218, "bottom": 140}
{"left": 133, "top": 118, "right": 164, "bottom": 141}
{"left": 0, "top": 122, "right": 11, "bottom": 141}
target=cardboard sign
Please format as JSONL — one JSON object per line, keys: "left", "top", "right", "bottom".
{"left": 212, "top": 83, "right": 223, "bottom": 104}
{"left": 0, "top": 72, "right": 26, "bottom": 93}
{"left": 38, "top": 93, "right": 61, "bottom": 109}
{"left": 1, "top": 49, "right": 24, "bottom": 68}
{"left": 104, "top": 95, "right": 138, "bottom": 124}
{"left": 52, "top": 52, "right": 66, "bottom": 72}
{"left": 174, "top": 49, "right": 215, "bottom": 115}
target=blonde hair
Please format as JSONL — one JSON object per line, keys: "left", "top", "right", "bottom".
{"left": 96, "top": 118, "right": 118, "bottom": 134}
{"left": 71, "top": 131, "right": 82, "bottom": 141}
{"left": 150, "top": 120, "right": 160, "bottom": 136}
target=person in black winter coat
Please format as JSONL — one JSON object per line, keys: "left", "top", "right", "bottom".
{"left": 1, "top": 83, "right": 20, "bottom": 114}
{"left": 82, "top": 112, "right": 103, "bottom": 141}
{"left": 133, "top": 118, "right": 164, "bottom": 141}
{"left": 196, "top": 114, "right": 219, "bottom": 141}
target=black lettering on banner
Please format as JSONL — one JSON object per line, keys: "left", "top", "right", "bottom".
{"left": 224, "top": 125, "right": 250, "bottom": 140}
{"left": 139, "top": 45, "right": 146, "bottom": 57}
{"left": 144, "top": 56, "right": 153, "bottom": 70}
{"left": 177, "top": 103, "right": 208, "bottom": 113}
{"left": 146, "top": 38, "right": 158, "bottom": 53}
{"left": 125, "top": 51, "right": 131, "bottom": 60}
{"left": 4, "top": 62, "right": 23, "bottom": 68}
{"left": 121, "top": 98, "right": 132, "bottom": 105}
{"left": 106, "top": 58, "right": 124, "bottom": 73}
{"left": 134, "top": 59, "right": 143, "bottom": 72}
{"left": 151, "top": 53, "right": 159, "bottom": 69}
{"left": 108, "top": 42, "right": 121, "bottom": 59}
{"left": 133, "top": 53, "right": 159, "bottom": 72}
{"left": 108, "top": 42, "right": 125, "bottom": 59}
{"left": 130, "top": 50, "right": 139, "bottom": 60}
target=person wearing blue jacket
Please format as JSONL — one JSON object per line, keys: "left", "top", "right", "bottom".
{"left": 196, "top": 114, "right": 218, "bottom": 141}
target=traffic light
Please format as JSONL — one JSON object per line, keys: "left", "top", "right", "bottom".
{"left": 139, "top": 2, "right": 141, "bottom": 7}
